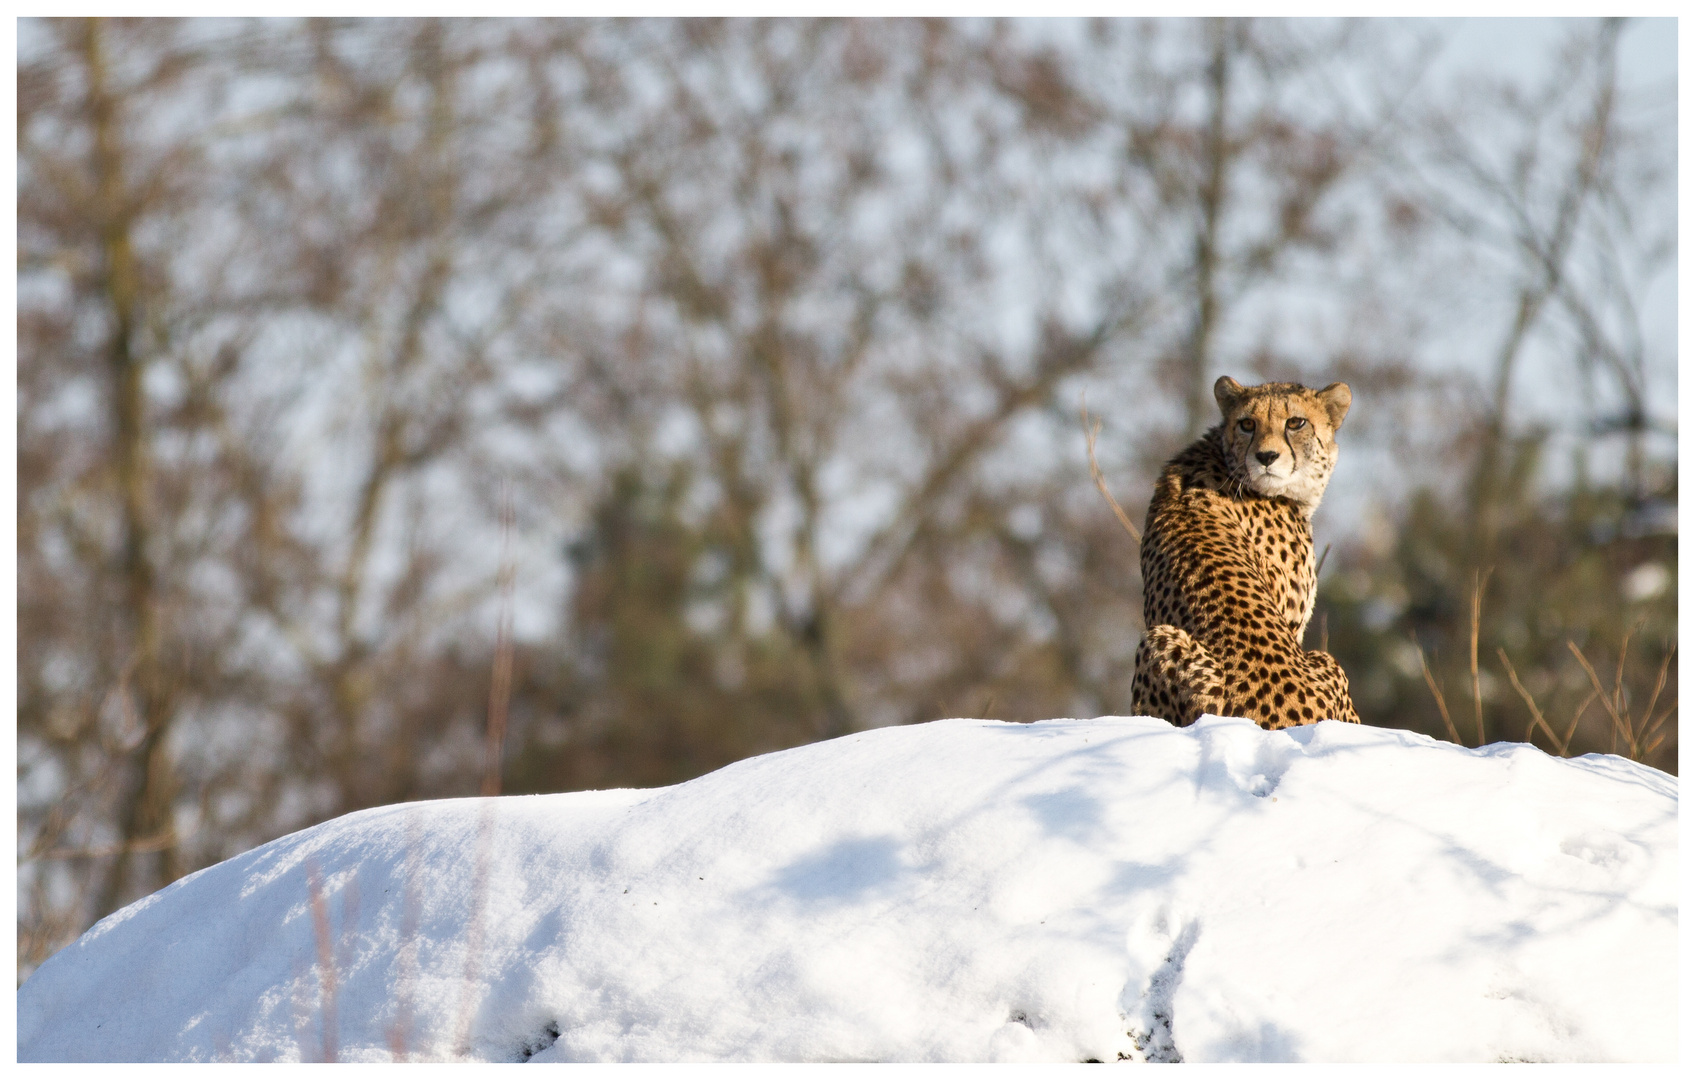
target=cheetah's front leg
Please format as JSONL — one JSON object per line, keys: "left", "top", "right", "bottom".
{"left": 1132, "top": 625, "right": 1229, "bottom": 727}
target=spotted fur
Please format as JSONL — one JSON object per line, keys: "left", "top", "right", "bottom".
{"left": 1131, "top": 376, "right": 1361, "bottom": 729}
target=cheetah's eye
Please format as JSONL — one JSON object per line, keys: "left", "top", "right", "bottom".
{"left": 1286, "top": 417, "right": 1308, "bottom": 430}
{"left": 1237, "top": 418, "right": 1255, "bottom": 433}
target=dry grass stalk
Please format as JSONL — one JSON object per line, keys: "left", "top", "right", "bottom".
{"left": 1636, "top": 645, "right": 1676, "bottom": 758}
{"left": 1411, "top": 633, "right": 1462, "bottom": 745}
{"left": 449, "top": 486, "right": 519, "bottom": 1058}
{"left": 386, "top": 807, "right": 425, "bottom": 1061}
{"left": 305, "top": 859, "right": 339, "bottom": 1063}
{"left": 1495, "top": 647, "right": 1603, "bottom": 758}
{"left": 1610, "top": 628, "right": 1631, "bottom": 750}
{"left": 1561, "top": 690, "right": 1597, "bottom": 753}
{"left": 1497, "top": 648, "right": 1564, "bottom": 753}
{"left": 1468, "top": 567, "right": 1493, "bottom": 747}
{"left": 455, "top": 801, "right": 501, "bottom": 1059}
{"left": 1566, "top": 635, "right": 1677, "bottom": 762}
{"left": 481, "top": 483, "right": 517, "bottom": 798}
{"left": 1080, "top": 399, "right": 1141, "bottom": 544}
{"left": 39, "top": 825, "right": 191, "bottom": 861}
{"left": 1567, "top": 637, "right": 1635, "bottom": 755}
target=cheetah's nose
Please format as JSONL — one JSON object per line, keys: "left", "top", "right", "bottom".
{"left": 1255, "top": 450, "right": 1280, "bottom": 466}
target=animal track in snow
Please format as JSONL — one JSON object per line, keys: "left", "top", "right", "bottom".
{"left": 987, "top": 1008, "right": 1041, "bottom": 1061}
{"left": 1191, "top": 717, "right": 1305, "bottom": 800}
{"left": 515, "top": 1020, "right": 560, "bottom": 1062}
{"left": 1120, "top": 904, "right": 1200, "bottom": 1063}
{"left": 1558, "top": 830, "right": 1640, "bottom": 871}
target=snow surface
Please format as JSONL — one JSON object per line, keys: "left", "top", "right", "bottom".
{"left": 17, "top": 715, "right": 1678, "bottom": 1063}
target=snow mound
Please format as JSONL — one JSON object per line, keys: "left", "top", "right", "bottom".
{"left": 17, "top": 716, "right": 1677, "bottom": 1062}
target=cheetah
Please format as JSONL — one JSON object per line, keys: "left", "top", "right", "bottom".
{"left": 1131, "top": 376, "right": 1361, "bottom": 730}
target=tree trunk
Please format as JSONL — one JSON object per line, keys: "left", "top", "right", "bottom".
{"left": 85, "top": 17, "right": 180, "bottom": 919}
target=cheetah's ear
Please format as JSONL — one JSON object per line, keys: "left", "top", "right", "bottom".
{"left": 1213, "top": 376, "right": 1246, "bottom": 414}
{"left": 1317, "top": 382, "right": 1351, "bottom": 431}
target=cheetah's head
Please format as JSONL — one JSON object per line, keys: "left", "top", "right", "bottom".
{"left": 1213, "top": 376, "right": 1351, "bottom": 515}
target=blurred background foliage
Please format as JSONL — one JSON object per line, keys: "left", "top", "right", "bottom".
{"left": 16, "top": 17, "right": 1676, "bottom": 977}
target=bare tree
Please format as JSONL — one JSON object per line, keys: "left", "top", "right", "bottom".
{"left": 18, "top": 18, "right": 1674, "bottom": 982}
{"left": 1320, "top": 18, "right": 1676, "bottom": 763}
{"left": 19, "top": 17, "right": 587, "bottom": 968}
{"left": 19, "top": 17, "right": 280, "bottom": 947}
